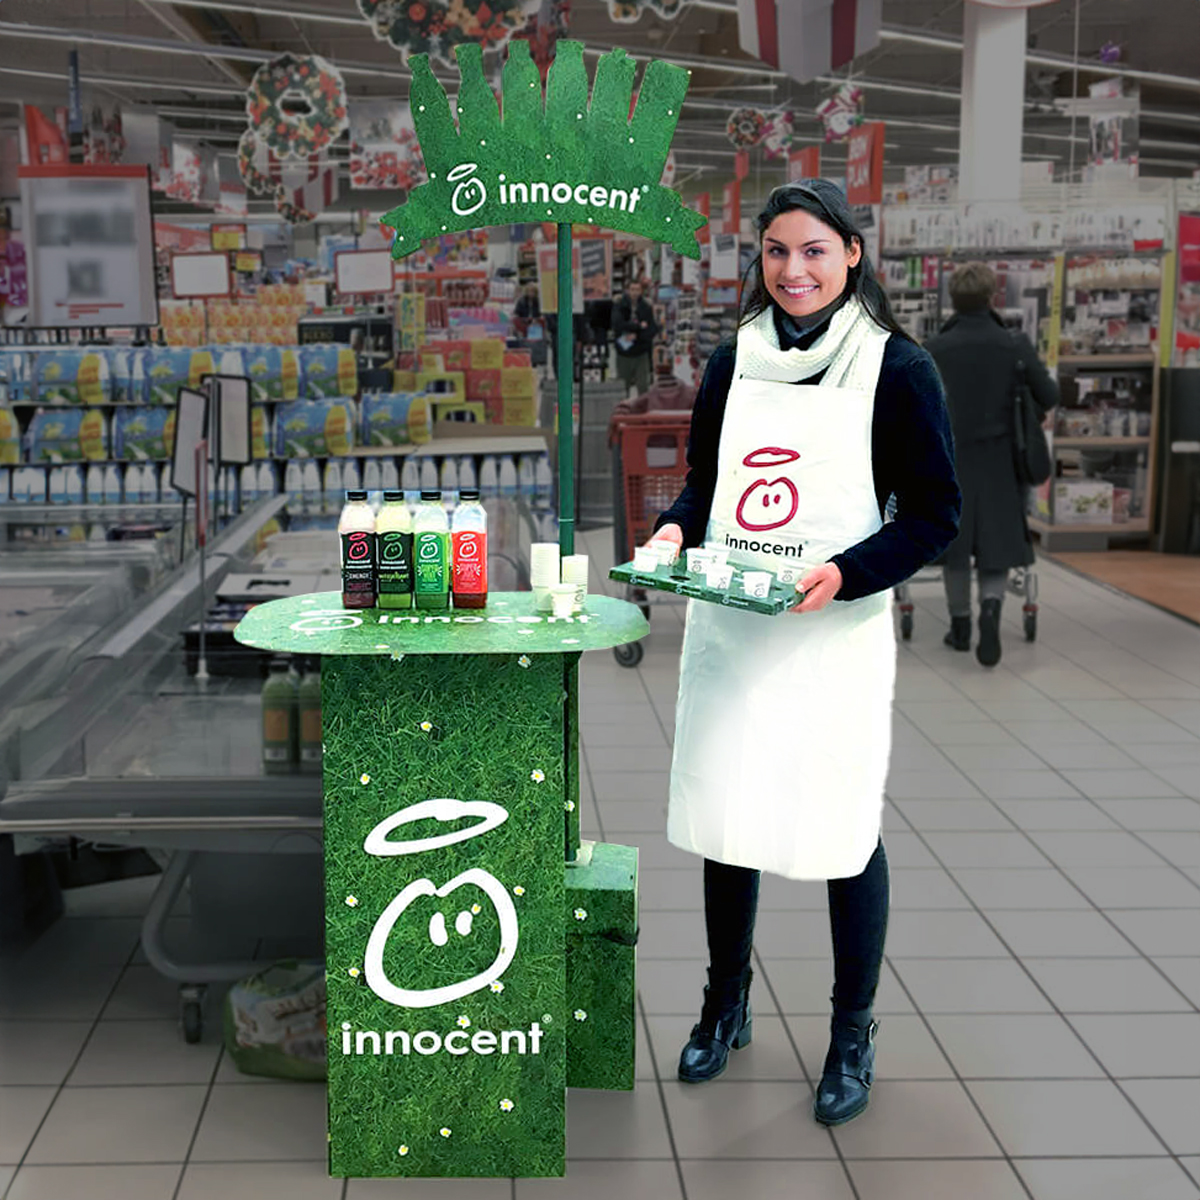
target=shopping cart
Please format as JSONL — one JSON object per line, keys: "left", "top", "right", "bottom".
{"left": 610, "top": 411, "right": 693, "bottom": 667}
{"left": 894, "top": 566, "right": 1039, "bottom": 643}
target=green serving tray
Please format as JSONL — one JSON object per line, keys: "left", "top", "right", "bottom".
{"left": 609, "top": 560, "right": 801, "bottom": 616}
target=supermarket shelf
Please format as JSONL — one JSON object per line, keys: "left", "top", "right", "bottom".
{"left": 1029, "top": 517, "right": 1150, "bottom": 536}
{"left": 1053, "top": 437, "right": 1151, "bottom": 448}
{"left": 0, "top": 502, "right": 184, "bottom": 526}
{"left": 1058, "top": 354, "right": 1157, "bottom": 369}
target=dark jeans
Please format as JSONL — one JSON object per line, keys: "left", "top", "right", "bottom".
{"left": 704, "top": 839, "right": 890, "bottom": 1015}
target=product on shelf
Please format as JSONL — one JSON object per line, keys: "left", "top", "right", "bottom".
{"left": 298, "top": 658, "right": 322, "bottom": 775}
{"left": 32, "top": 348, "right": 112, "bottom": 406}
{"left": 413, "top": 488, "right": 450, "bottom": 609}
{"left": 301, "top": 344, "right": 357, "bottom": 399}
{"left": 339, "top": 489, "right": 377, "bottom": 609}
{"left": 274, "top": 397, "right": 356, "bottom": 458}
{"left": 245, "top": 345, "right": 303, "bottom": 402}
{"left": 113, "top": 407, "right": 176, "bottom": 461}
{"left": 144, "top": 347, "right": 217, "bottom": 405}
{"left": 377, "top": 489, "right": 415, "bottom": 610}
{"left": 25, "top": 408, "right": 109, "bottom": 462}
{"left": 0, "top": 407, "right": 18, "bottom": 464}
{"left": 451, "top": 487, "right": 488, "bottom": 609}
{"left": 359, "top": 392, "right": 432, "bottom": 446}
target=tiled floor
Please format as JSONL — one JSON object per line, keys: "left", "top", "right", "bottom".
{"left": 2, "top": 536, "right": 1200, "bottom": 1200}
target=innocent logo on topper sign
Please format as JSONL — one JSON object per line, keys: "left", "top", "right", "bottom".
{"left": 735, "top": 447, "right": 800, "bottom": 532}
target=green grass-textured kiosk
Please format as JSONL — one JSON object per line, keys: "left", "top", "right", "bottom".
{"left": 233, "top": 35, "right": 704, "bottom": 1178}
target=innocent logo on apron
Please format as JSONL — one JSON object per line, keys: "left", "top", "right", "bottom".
{"left": 735, "top": 447, "right": 800, "bottom": 532}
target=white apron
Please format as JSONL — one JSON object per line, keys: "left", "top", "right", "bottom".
{"left": 667, "top": 336, "right": 897, "bottom": 881}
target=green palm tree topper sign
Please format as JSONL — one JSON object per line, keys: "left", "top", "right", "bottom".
{"left": 382, "top": 39, "right": 707, "bottom": 259}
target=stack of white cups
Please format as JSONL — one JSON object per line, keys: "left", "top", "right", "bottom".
{"left": 531, "top": 542, "right": 561, "bottom": 612}
{"left": 561, "top": 554, "right": 589, "bottom": 612}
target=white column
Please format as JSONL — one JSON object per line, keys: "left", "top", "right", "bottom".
{"left": 959, "top": 3, "right": 1028, "bottom": 202}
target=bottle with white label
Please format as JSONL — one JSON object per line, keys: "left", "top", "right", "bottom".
{"left": 284, "top": 460, "right": 304, "bottom": 509}
{"left": 419, "top": 456, "right": 439, "bottom": 494}
{"left": 342, "top": 457, "right": 361, "bottom": 492}
{"left": 86, "top": 463, "right": 104, "bottom": 504}
{"left": 479, "top": 454, "right": 499, "bottom": 498}
{"left": 498, "top": 454, "right": 518, "bottom": 499}
{"left": 380, "top": 457, "right": 400, "bottom": 494}
{"left": 65, "top": 465, "right": 85, "bottom": 504}
{"left": 103, "top": 464, "right": 123, "bottom": 504}
{"left": 517, "top": 454, "right": 536, "bottom": 498}
{"left": 535, "top": 452, "right": 553, "bottom": 508}
{"left": 258, "top": 460, "right": 278, "bottom": 498}
{"left": 376, "top": 489, "right": 414, "bottom": 610}
{"left": 339, "top": 489, "right": 377, "bottom": 609}
{"left": 401, "top": 457, "right": 421, "bottom": 508}
{"left": 302, "top": 461, "right": 322, "bottom": 513}
{"left": 362, "top": 458, "right": 383, "bottom": 513}
{"left": 439, "top": 455, "right": 459, "bottom": 512}
{"left": 413, "top": 489, "right": 449, "bottom": 609}
{"left": 48, "top": 466, "right": 66, "bottom": 504}
{"left": 0, "top": 467, "right": 9, "bottom": 504}
{"left": 457, "top": 455, "right": 477, "bottom": 492}
{"left": 241, "top": 463, "right": 259, "bottom": 504}
{"left": 451, "top": 487, "right": 488, "bottom": 609}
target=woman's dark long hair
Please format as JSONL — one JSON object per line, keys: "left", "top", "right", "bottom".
{"left": 738, "top": 179, "right": 909, "bottom": 339}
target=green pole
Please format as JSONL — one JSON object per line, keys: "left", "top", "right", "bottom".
{"left": 556, "top": 222, "right": 574, "bottom": 558}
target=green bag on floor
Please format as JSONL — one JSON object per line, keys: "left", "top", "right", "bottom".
{"left": 223, "top": 960, "right": 327, "bottom": 1080}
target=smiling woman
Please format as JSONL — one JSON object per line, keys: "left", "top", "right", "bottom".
{"left": 645, "top": 177, "right": 961, "bottom": 1131}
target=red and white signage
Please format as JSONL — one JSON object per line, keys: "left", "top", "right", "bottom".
{"left": 846, "top": 122, "right": 885, "bottom": 206}
{"left": 788, "top": 146, "right": 821, "bottom": 183}
{"left": 736, "top": 0, "right": 883, "bottom": 84}
{"left": 721, "top": 178, "right": 741, "bottom": 236}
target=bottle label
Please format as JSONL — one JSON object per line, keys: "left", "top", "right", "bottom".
{"left": 341, "top": 530, "right": 376, "bottom": 602}
{"left": 263, "top": 709, "right": 290, "bottom": 742}
{"left": 301, "top": 710, "right": 322, "bottom": 742}
{"left": 413, "top": 530, "right": 447, "bottom": 596}
{"left": 300, "top": 746, "right": 322, "bottom": 763}
{"left": 452, "top": 530, "right": 487, "bottom": 595}
{"left": 378, "top": 529, "right": 414, "bottom": 596}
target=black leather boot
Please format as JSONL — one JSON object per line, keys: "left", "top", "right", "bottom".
{"left": 813, "top": 1010, "right": 877, "bottom": 1126}
{"left": 678, "top": 969, "right": 752, "bottom": 1083}
{"left": 977, "top": 598, "right": 1002, "bottom": 667}
{"left": 943, "top": 616, "right": 971, "bottom": 651}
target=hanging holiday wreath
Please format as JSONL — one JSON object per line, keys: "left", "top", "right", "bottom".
{"left": 726, "top": 107, "right": 766, "bottom": 150}
{"left": 245, "top": 54, "right": 348, "bottom": 158}
{"left": 357, "top": 0, "right": 537, "bottom": 66}
{"left": 760, "top": 110, "right": 794, "bottom": 160}
{"left": 608, "top": 0, "right": 686, "bottom": 22}
{"left": 237, "top": 129, "right": 281, "bottom": 198}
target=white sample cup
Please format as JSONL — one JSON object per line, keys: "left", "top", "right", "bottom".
{"left": 632, "top": 547, "right": 659, "bottom": 572}
{"left": 686, "top": 547, "right": 713, "bottom": 574}
{"left": 776, "top": 564, "right": 803, "bottom": 587}
{"left": 742, "top": 571, "right": 772, "bottom": 599}
{"left": 530, "top": 542, "right": 561, "bottom": 586}
{"left": 533, "top": 585, "right": 555, "bottom": 613}
{"left": 703, "top": 543, "right": 730, "bottom": 566}
{"left": 550, "top": 584, "right": 578, "bottom": 618}
{"left": 705, "top": 564, "right": 734, "bottom": 590}
{"left": 646, "top": 538, "right": 680, "bottom": 566}
{"left": 561, "top": 554, "right": 589, "bottom": 611}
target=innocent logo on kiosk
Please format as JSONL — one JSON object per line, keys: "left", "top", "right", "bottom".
{"left": 448, "top": 163, "right": 487, "bottom": 216}
{"left": 735, "top": 447, "right": 800, "bottom": 533}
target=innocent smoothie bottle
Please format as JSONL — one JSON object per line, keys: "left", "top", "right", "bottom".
{"left": 339, "top": 489, "right": 377, "bottom": 609}
{"left": 451, "top": 487, "right": 488, "bottom": 609}
{"left": 261, "top": 658, "right": 298, "bottom": 774}
{"left": 413, "top": 489, "right": 449, "bottom": 610}
{"left": 376, "top": 489, "right": 414, "bottom": 610}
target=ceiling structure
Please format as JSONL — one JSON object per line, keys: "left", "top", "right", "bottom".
{"left": 2, "top": 0, "right": 1198, "bottom": 210}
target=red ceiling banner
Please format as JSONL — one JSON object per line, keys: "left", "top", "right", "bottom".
{"left": 788, "top": 146, "right": 821, "bottom": 182}
{"left": 721, "top": 178, "right": 741, "bottom": 236}
{"left": 846, "top": 121, "right": 885, "bottom": 206}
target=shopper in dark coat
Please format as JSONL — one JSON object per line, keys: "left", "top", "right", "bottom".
{"left": 611, "top": 279, "right": 659, "bottom": 396}
{"left": 926, "top": 262, "right": 1058, "bottom": 667}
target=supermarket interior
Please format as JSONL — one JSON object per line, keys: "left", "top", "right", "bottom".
{"left": 2, "top": 1, "right": 1200, "bottom": 1198}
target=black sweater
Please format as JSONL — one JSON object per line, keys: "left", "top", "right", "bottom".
{"left": 654, "top": 321, "right": 961, "bottom": 602}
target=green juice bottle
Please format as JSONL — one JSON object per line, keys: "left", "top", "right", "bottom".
{"left": 261, "top": 658, "right": 297, "bottom": 775}
{"left": 298, "top": 657, "right": 322, "bottom": 775}
{"left": 413, "top": 489, "right": 449, "bottom": 610}
{"left": 376, "top": 490, "right": 414, "bottom": 609}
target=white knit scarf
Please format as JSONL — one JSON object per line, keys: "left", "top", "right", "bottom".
{"left": 734, "top": 298, "right": 890, "bottom": 395}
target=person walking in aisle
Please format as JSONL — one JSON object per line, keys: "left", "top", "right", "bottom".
{"left": 648, "top": 180, "right": 960, "bottom": 1127}
{"left": 926, "top": 262, "right": 1058, "bottom": 667}
{"left": 611, "top": 278, "right": 659, "bottom": 396}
